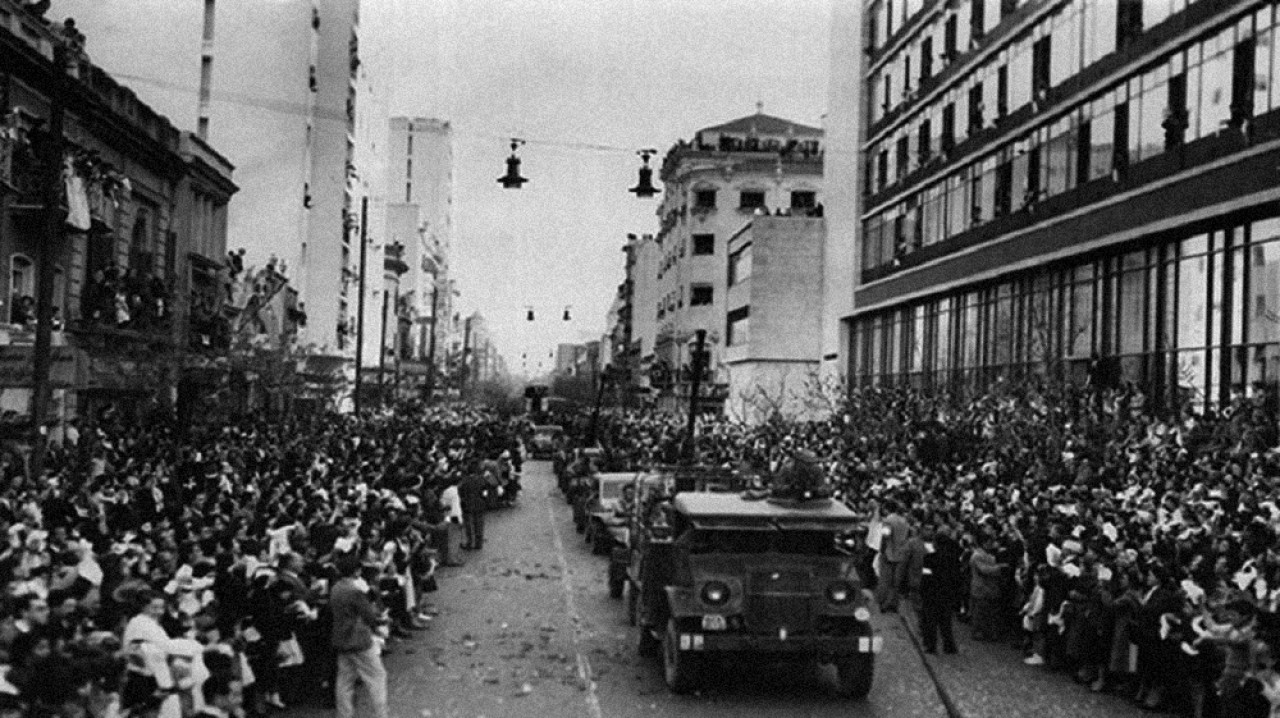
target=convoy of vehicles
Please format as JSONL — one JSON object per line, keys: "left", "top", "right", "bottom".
{"left": 550, "top": 454, "right": 879, "bottom": 698}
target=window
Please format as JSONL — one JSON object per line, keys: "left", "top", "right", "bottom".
{"left": 921, "top": 36, "right": 933, "bottom": 82}
{"left": 944, "top": 15, "right": 957, "bottom": 58}
{"left": 738, "top": 191, "right": 766, "bottom": 210}
{"left": 131, "top": 206, "right": 152, "bottom": 256}
{"left": 919, "top": 119, "right": 932, "bottom": 161}
{"left": 791, "top": 191, "right": 816, "bottom": 209}
{"left": 727, "top": 307, "right": 750, "bottom": 347}
{"left": 694, "top": 189, "right": 717, "bottom": 209}
{"left": 996, "top": 65, "right": 1009, "bottom": 118}
{"left": 896, "top": 135, "right": 910, "bottom": 178}
{"left": 1032, "top": 37, "right": 1051, "bottom": 98}
{"left": 970, "top": 0, "right": 984, "bottom": 40}
{"left": 729, "top": 245, "right": 752, "bottom": 285}
{"left": 1233, "top": 38, "right": 1258, "bottom": 124}
{"left": 407, "top": 133, "right": 413, "bottom": 155}
{"left": 968, "top": 82, "right": 984, "bottom": 133}
{"left": 692, "top": 234, "right": 715, "bottom": 256}
{"left": 690, "top": 284, "right": 714, "bottom": 306}
{"left": 406, "top": 182, "right": 412, "bottom": 203}
{"left": 941, "top": 103, "right": 956, "bottom": 153}
{"left": 1117, "top": 0, "right": 1143, "bottom": 49}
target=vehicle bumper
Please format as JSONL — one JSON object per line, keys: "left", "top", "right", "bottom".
{"left": 673, "top": 632, "right": 883, "bottom": 655}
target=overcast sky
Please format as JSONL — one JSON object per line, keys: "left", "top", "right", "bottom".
{"left": 363, "top": 0, "right": 832, "bottom": 377}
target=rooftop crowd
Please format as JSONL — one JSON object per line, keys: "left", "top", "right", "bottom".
{"left": 0, "top": 402, "right": 522, "bottom": 718}
{"left": 583, "top": 379, "right": 1280, "bottom": 717}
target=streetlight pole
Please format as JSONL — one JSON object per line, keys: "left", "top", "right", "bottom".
{"left": 460, "top": 316, "right": 473, "bottom": 400}
{"left": 425, "top": 284, "right": 438, "bottom": 401}
{"left": 378, "top": 285, "right": 389, "bottom": 409}
{"left": 683, "top": 329, "right": 707, "bottom": 464}
{"left": 29, "top": 44, "right": 68, "bottom": 481}
{"left": 353, "top": 196, "right": 368, "bottom": 415}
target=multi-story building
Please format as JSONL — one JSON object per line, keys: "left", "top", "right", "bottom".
{"left": 833, "top": 0, "right": 1280, "bottom": 410}
{"left": 724, "top": 215, "right": 825, "bottom": 423}
{"left": 56, "top": 0, "right": 370, "bottom": 362}
{"left": 0, "top": 0, "right": 236, "bottom": 428}
{"left": 641, "top": 111, "right": 824, "bottom": 410}
{"left": 375, "top": 116, "right": 453, "bottom": 392}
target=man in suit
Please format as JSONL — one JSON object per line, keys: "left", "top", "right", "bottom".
{"left": 876, "top": 499, "right": 912, "bottom": 612}
{"left": 913, "top": 521, "right": 962, "bottom": 654}
{"left": 330, "top": 553, "right": 388, "bottom": 718}
{"left": 458, "top": 469, "right": 488, "bottom": 550}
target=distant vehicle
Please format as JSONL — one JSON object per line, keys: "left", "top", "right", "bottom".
{"left": 627, "top": 491, "right": 879, "bottom": 697}
{"left": 528, "top": 424, "right": 563, "bottom": 459}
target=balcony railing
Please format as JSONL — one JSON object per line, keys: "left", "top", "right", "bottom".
{"left": 0, "top": 134, "right": 12, "bottom": 191}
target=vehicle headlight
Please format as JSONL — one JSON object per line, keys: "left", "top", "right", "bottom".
{"left": 700, "top": 580, "right": 731, "bottom": 606}
{"left": 826, "top": 581, "right": 854, "bottom": 604}
{"left": 853, "top": 606, "right": 871, "bottom": 621}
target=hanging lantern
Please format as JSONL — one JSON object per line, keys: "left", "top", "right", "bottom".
{"left": 498, "top": 138, "right": 528, "bottom": 189}
{"left": 563, "top": 306, "right": 572, "bottom": 321}
{"left": 629, "top": 148, "right": 660, "bottom": 198}
{"left": 526, "top": 307, "right": 535, "bottom": 321}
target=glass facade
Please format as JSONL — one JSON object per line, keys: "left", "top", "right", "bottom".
{"left": 851, "top": 217, "right": 1280, "bottom": 408}
{"left": 862, "top": 1, "right": 1280, "bottom": 275}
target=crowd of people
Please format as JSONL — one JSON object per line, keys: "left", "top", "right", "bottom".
{"left": 583, "top": 381, "right": 1280, "bottom": 717}
{"left": 0, "top": 402, "right": 522, "bottom": 718}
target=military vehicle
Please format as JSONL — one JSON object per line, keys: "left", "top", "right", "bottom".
{"left": 627, "top": 490, "right": 878, "bottom": 697}
{"left": 578, "top": 472, "right": 638, "bottom": 550}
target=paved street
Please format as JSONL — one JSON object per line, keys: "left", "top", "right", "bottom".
{"left": 299, "top": 460, "right": 950, "bottom": 718}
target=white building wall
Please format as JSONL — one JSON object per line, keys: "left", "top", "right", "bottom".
{"left": 822, "top": 1, "right": 866, "bottom": 382}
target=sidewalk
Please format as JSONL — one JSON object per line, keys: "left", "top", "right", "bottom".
{"left": 893, "top": 603, "right": 1166, "bottom": 718}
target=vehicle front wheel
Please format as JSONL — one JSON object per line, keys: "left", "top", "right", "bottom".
{"left": 834, "top": 654, "right": 874, "bottom": 699}
{"left": 663, "top": 618, "right": 703, "bottom": 694}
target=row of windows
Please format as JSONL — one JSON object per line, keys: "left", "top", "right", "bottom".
{"left": 688, "top": 189, "right": 817, "bottom": 211}
{"left": 862, "top": 7, "right": 1280, "bottom": 272}
{"left": 852, "top": 217, "right": 1280, "bottom": 406}
{"left": 656, "top": 284, "right": 715, "bottom": 319}
{"left": 657, "top": 234, "right": 716, "bottom": 280}
{"left": 867, "top": 0, "right": 1219, "bottom": 196}
{"left": 867, "top": 0, "right": 1156, "bottom": 134}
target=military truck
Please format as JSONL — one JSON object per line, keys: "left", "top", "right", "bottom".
{"left": 627, "top": 491, "right": 879, "bottom": 697}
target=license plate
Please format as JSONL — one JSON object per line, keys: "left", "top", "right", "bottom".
{"left": 701, "top": 614, "right": 726, "bottom": 631}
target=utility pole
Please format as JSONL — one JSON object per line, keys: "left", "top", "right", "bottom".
{"left": 29, "top": 44, "right": 68, "bottom": 481}
{"left": 352, "top": 196, "right": 368, "bottom": 415}
{"left": 683, "top": 329, "right": 708, "bottom": 464}
{"left": 425, "top": 284, "right": 439, "bottom": 401}
{"left": 378, "top": 285, "right": 389, "bottom": 409}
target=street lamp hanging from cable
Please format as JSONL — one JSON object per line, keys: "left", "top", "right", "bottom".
{"left": 629, "top": 149, "right": 660, "bottom": 198}
{"left": 498, "top": 138, "right": 528, "bottom": 189}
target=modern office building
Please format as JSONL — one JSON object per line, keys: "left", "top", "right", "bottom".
{"left": 55, "top": 0, "right": 371, "bottom": 360}
{"left": 838, "top": 0, "right": 1280, "bottom": 409}
{"left": 640, "top": 111, "right": 824, "bottom": 410}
